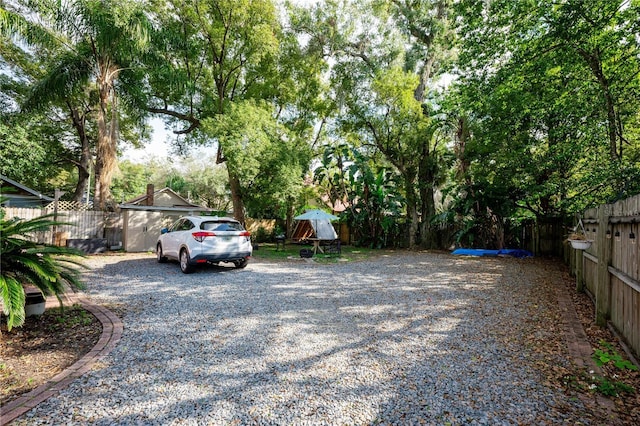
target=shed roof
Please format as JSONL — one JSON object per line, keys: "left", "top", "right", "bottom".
{"left": 119, "top": 187, "right": 211, "bottom": 213}
{"left": 0, "top": 175, "right": 54, "bottom": 207}
{"left": 124, "top": 187, "right": 199, "bottom": 207}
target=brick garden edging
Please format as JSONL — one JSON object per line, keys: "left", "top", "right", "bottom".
{"left": 0, "top": 295, "right": 122, "bottom": 425}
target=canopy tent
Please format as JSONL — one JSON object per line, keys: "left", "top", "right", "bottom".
{"left": 292, "top": 210, "right": 338, "bottom": 241}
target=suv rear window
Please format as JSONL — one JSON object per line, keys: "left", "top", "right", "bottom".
{"left": 201, "top": 221, "right": 245, "bottom": 232}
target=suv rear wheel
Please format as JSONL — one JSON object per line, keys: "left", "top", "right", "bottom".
{"left": 233, "top": 258, "right": 249, "bottom": 269}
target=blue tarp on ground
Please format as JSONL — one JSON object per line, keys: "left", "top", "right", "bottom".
{"left": 451, "top": 248, "right": 533, "bottom": 258}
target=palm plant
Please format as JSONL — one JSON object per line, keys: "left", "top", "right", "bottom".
{"left": 2, "top": 0, "right": 151, "bottom": 210}
{"left": 0, "top": 202, "right": 86, "bottom": 331}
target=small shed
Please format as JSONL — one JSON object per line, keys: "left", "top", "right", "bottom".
{"left": 119, "top": 184, "right": 212, "bottom": 252}
{"left": 0, "top": 175, "right": 54, "bottom": 207}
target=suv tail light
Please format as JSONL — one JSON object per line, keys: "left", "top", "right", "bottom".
{"left": 240, "top": 231, "right": 251, "bottom": 237}
{"left": 192, "top": 231, "right": 216, "bottom": 242}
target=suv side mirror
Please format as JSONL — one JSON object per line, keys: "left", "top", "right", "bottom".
{"left": 161, "top": 228, "right": 169, "bottom": 234}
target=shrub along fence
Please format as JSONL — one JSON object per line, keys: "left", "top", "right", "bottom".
{"left": 567, "top": 193, "right": 639, "bottom": 359}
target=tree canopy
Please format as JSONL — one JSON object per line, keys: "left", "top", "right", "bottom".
{"left": 2, "top": 0, "right": 638, "bottom": 249}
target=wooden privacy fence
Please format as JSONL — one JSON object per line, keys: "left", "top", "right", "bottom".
{"left": 3, "top": 207, "right": 122, "bottom": 248}
{"left": 568, "top": 194, "right": 639, "bottom": 358}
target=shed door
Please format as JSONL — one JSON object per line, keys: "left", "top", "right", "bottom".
{"left": 127, "top": 211, "right": 165, "bottom": 252}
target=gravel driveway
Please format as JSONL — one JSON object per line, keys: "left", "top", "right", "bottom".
{"left": 15, "top": 252, "right": 592, "bottom": 425}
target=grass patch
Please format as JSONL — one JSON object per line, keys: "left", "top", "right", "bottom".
{"left": 251, "top": 242, "right": 378, "bottom": 263}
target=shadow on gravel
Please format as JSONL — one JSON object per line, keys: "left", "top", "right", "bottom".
{"left": 60, "top": 253, "right": 597, "bottom": 425}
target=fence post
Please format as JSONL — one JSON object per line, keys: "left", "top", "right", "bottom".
{"left": 51, "top": 189, "right": 63, "bottom": 245}
{"left": 595, "top": 204, "right": 611, "bottom": 326}
{"left": 568, "top": 241, "right": 576, "bottom": 276}
{"left": 575, "top": 248, "right": 584, "bottom": 292}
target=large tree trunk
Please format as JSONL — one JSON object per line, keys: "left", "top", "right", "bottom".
{"left": 94, "top": 83, "right": 118, "bottom": 210}
{"left": 73, "top": 153, "right": 91, "bottom": 204}
{"left": 68, "top": 104, "right": 92, "bottom": 203}
{"left": 578, "top": 49, "right": 620, "bottom": 161}
{"left": 286, "top": 202, "right": 294, "bottom": 238}
{"left": 419, "top": 182, "right": 437, "bottom": 249}
{"left": 418, "top": 132, "right": 438, "bottom": 249}
{"left": 228, "top": 172, "right": 246, "bottom": 226}
{"left": 94, "top": 64, "right": 119, "bottom": 211}
{"left": 216, "top": 144, "right": 246, "bottom": 225}
{"left": 412, "top": 16, "right": 441, "bottom": 249}
{"left": 404, "top": 168, "right": 419, "bottom": 248}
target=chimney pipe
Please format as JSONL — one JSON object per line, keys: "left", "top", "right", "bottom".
{"left": 146, "top": 184, "right": 154, "bottom": 206}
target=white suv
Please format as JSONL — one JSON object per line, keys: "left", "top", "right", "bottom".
{"left": 156, "top": 216, "right": 252, "bottom": 273}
